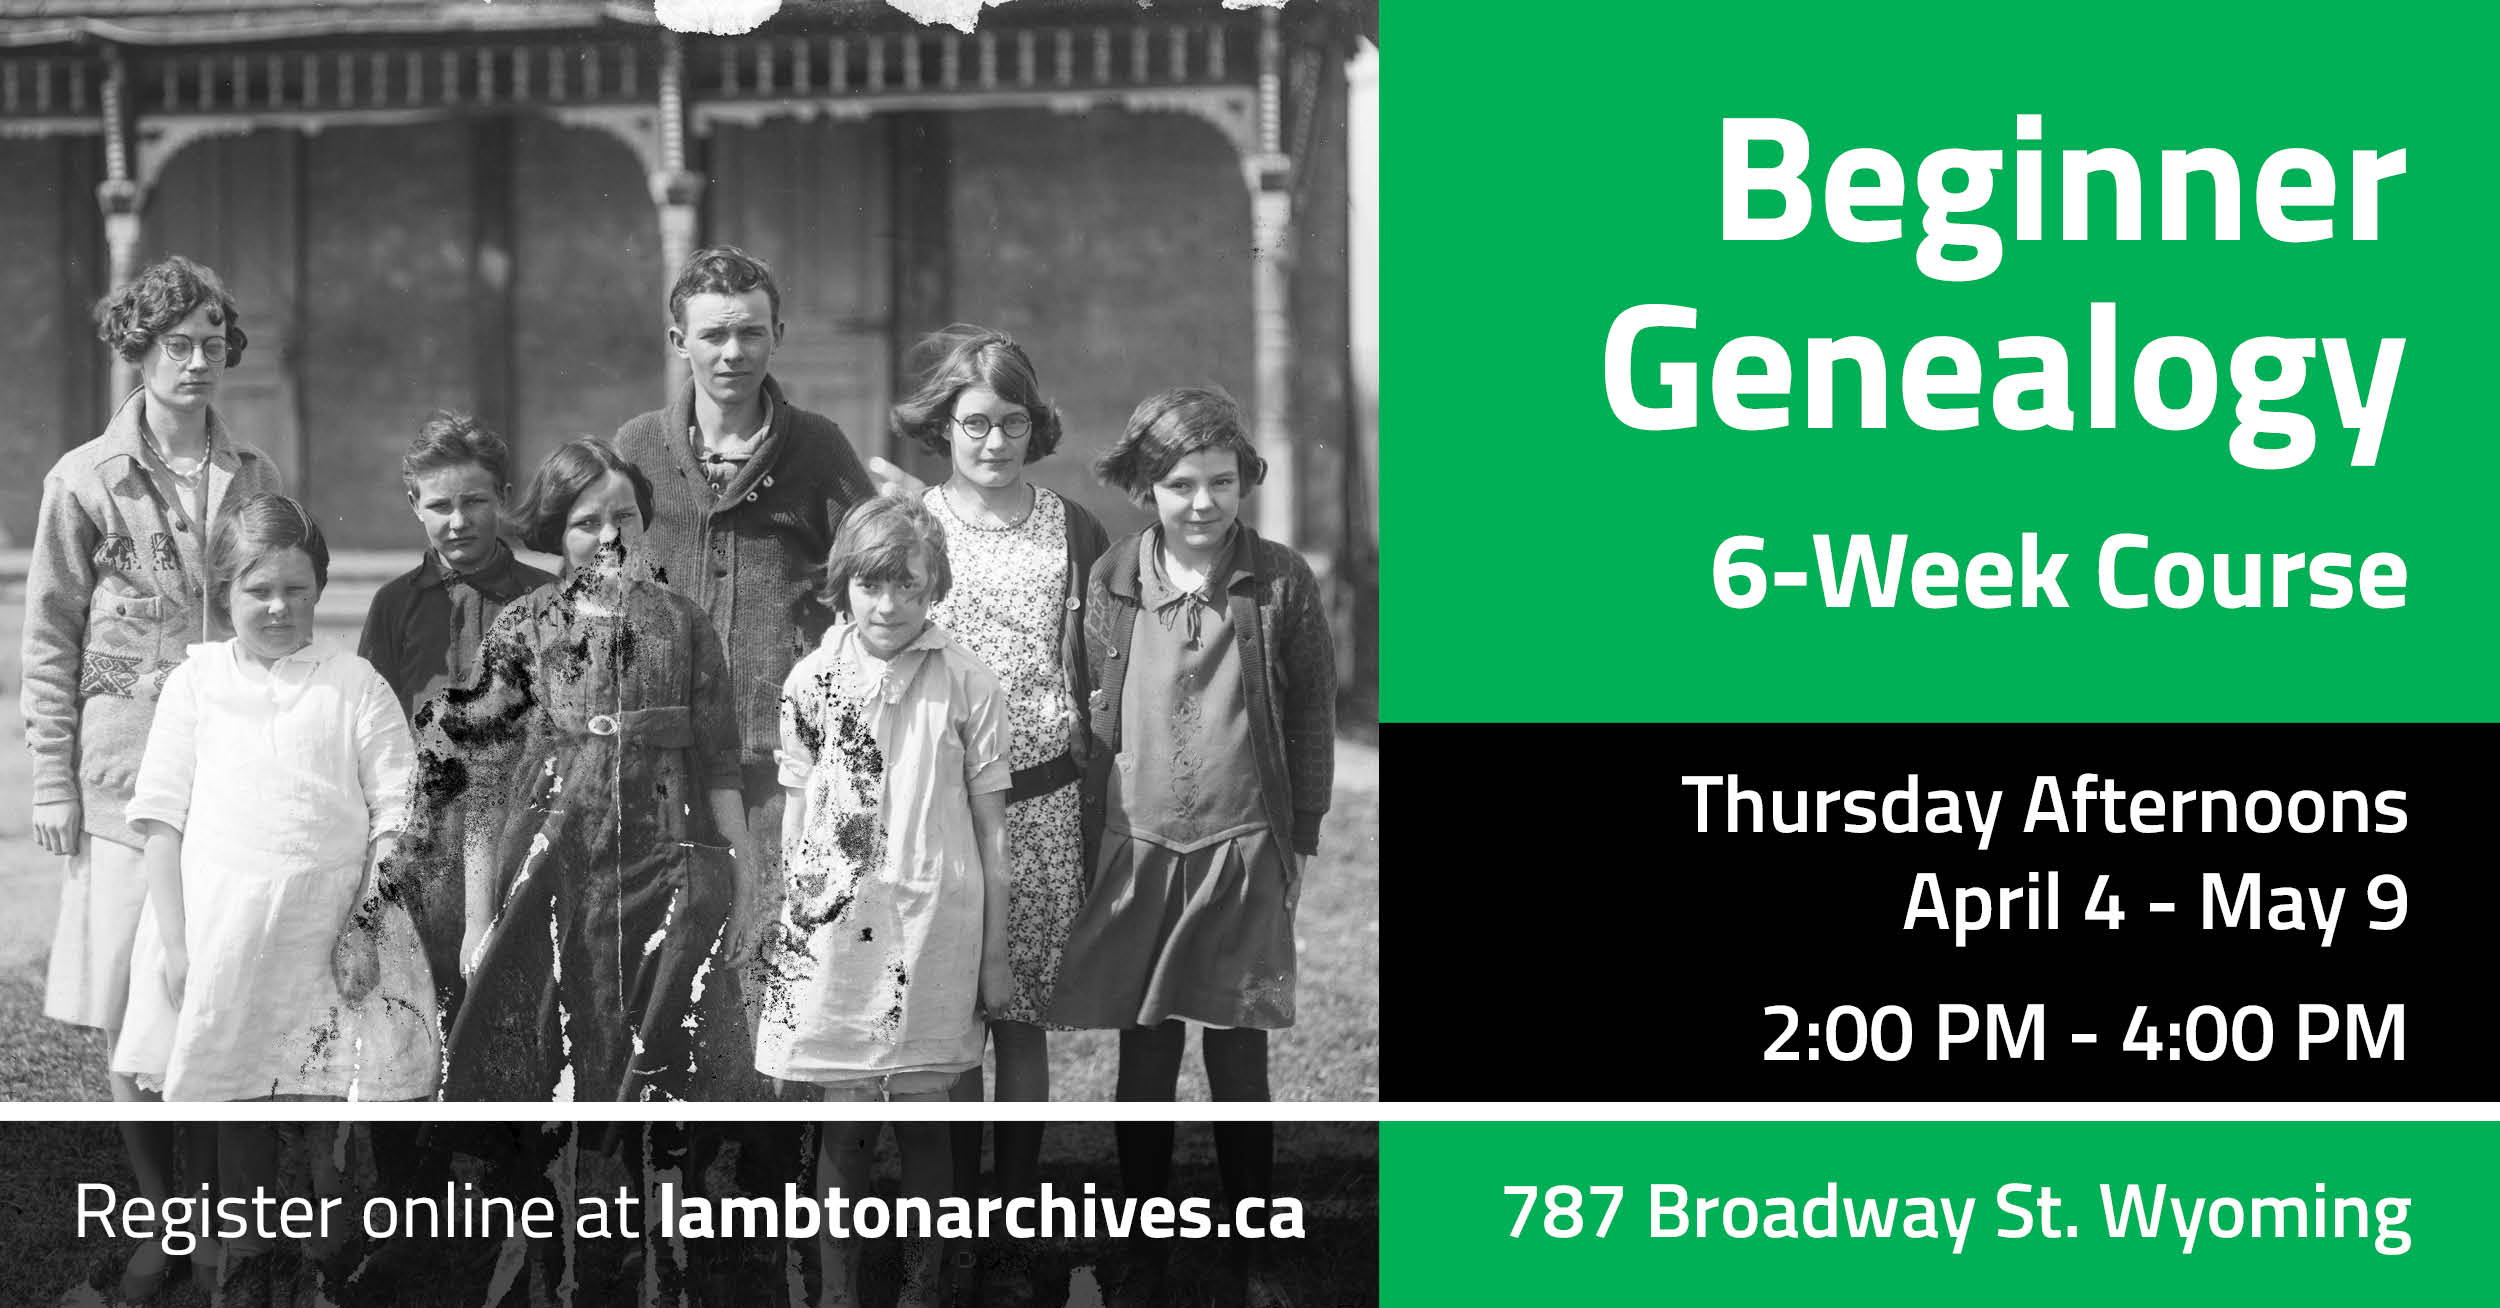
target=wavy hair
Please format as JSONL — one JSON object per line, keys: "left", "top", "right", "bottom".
{"left": 512, "top": 437, "right": 654, "bottom": 557}
{"left": 400, "top": 410, "right": 516, "bottom": 495}
{"left": 1093, "top": 386, "right": 1267, "bottom": 507}
{"left": 94, "top": 255, "right": 249, "bottom": 369}
{"left": 888, "top": 325, "right": 1065, "bottom": 463}
{"left": 668, "top": 245, "right": 781, "bottom": 326}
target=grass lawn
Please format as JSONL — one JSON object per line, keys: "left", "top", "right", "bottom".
{"left": 0, "top": 585, "right": 1380, "bottom": 1104}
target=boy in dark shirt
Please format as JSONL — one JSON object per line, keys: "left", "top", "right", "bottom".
{"left": 360, "top": 411, "right": 553, "bottom": 1002}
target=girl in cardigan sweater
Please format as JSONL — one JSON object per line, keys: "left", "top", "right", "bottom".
{"left": 1049, "top": 387, "right": 1337, "bottom": 1306}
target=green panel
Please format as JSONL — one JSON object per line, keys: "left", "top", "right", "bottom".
{"left": 1386, "top": 1, "right": 2499, "bottom": 721}
{"left": 1383, "top": 1123, "right": 2499, "bottom": 1303}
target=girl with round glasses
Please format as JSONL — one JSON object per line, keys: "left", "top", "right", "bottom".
{"left": 953, "top": 410, "right": 1031, "bottom": 441}
{"left": 156, "top": 334, "right": 229, "bottom": 364}
{"left": 887, "top": 325, "right": 1109, "bottom": 1302}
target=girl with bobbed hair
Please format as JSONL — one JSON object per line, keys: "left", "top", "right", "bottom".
{"left": 889, "top": 324, "right": 1069, "bottom": 461}
{"left": 21, "top": 254, "right": 282, "bottom": 1300}
{"left": 888, "top": 325, "right": 1109, "bottom": 1300}
{"left": 418, "top": 437, "right": 756, "bottom": 1102}
{"left": 757, "top": 491, "right": 1014, "bottom": 1308}
{"left": 1054, "top": 387, "right": 1334, "bottom": 1307}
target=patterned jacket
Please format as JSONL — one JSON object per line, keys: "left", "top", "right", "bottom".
{"left": 20, "top": 390, "right": 285, "bottom": 845}
{"left": 1081, "top": 524, "right": 1337, "bottom": 855}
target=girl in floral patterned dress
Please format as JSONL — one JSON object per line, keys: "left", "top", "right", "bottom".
{"left": 891, "top": 325, "right": 1109, "bottom": 1294}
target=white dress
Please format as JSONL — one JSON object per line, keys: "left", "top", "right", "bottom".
{"left": 115, "top": 641, "right": 437, "bottom": 1101}
{"left": 754, "top": 621, "right": 1011, "bottom": 1084}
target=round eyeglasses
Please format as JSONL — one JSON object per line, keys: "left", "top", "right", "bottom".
{"left": 953, "top": 412, "right": 1033, "bottom": 441}
{"left": 160, "top": 335, "right": 229, "bottom": 364}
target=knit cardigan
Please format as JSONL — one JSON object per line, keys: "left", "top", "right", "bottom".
{"left": 20, "top": 390, "right": 285, "bottom": 845}
{"left": 615, "top": 376, "right": 876, "bottom": 769}
{"left": 1049, "top": 492, "right": 1112, "bottom": 766}
{"left": 1081, "top": 525, "right": 1337, "bottom": 856}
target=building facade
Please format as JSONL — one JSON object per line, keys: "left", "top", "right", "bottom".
{"left": 1, "top": 0, "right": 1372, "bottom": 681}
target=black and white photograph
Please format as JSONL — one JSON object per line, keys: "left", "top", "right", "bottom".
{"left": 0, "top": 0, "right": 1381, "bottom": 1121}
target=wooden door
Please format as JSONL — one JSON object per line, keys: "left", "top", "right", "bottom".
{"left": 511, "top": 117, "right": 665, "bottom": 478}
{"left": 0, "top": 136, "right": 104, "bottom": 543}
{"left": 148, "top": 130, "right": 306, "bottom": 487}
{"left": 706, "top": 118, "right": 895, "bottom": 460}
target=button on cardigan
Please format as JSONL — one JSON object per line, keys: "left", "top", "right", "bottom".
{"left": 614, "top": 375, "right": 877, "bottom": 769}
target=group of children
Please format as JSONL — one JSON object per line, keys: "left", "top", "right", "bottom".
{"left": 26, "top": 254, "right": 1338, "bottom": 1306}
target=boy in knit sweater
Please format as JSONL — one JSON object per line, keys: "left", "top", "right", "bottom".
{"left": 612, "top": 246, "right": 876, "bottom": 1095}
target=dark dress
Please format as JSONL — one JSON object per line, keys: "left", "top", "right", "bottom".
{"left": 1051, "top": 528, "right": 1322, "bottom": 1033}
{"left": 421, "top": 576, "right": 742, "bottom": 1101}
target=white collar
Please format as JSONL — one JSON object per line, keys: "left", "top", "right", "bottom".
{"left": 213, "top": 638, "right": 327, "bottom": 676}
{"left": 825, "top": 619, "right": 950, "bottom": 703}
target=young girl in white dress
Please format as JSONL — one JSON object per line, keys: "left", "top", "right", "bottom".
{"left": 756, "top": 494, "right": 1012, "bottom": 1308}
{"left": 118, "top": 493, "right": 436, "bottom": 1300}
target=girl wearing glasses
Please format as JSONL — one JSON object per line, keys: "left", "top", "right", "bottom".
{"left": 885, "top": 326, "right": 1108, "bottom": 1300}
{"left": 21, "top": 255, "right": 284, "bottom": 1298}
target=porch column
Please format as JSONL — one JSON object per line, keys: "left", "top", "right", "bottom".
{"left": 650, "top": 29, "right": 706, "bottom": 401}
{"left": 1249, "top": 9, "right": 1296, "bottom": 546}
{"left": 97, "top": 49, "right": 143, "bottom": 399}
